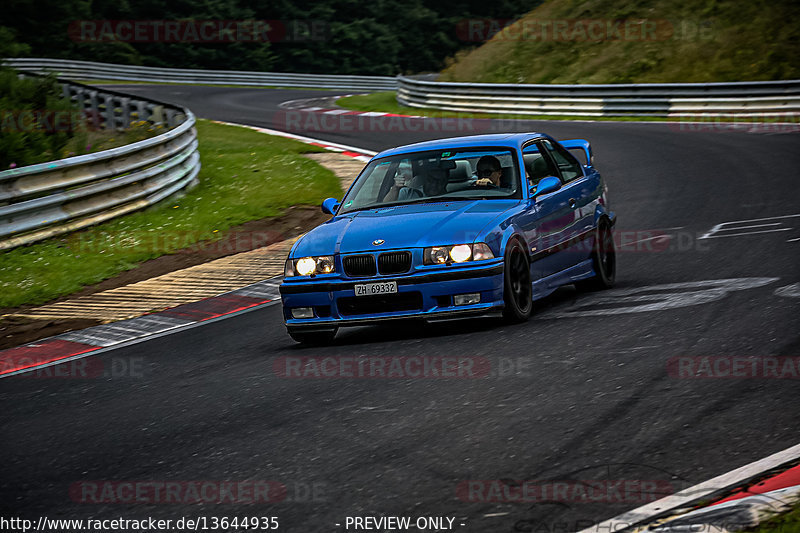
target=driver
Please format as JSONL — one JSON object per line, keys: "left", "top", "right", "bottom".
{"left": 471, "top": 155, "right": 503, "bottom": 187}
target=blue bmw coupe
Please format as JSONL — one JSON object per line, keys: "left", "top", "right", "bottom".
{"left": 280, "top": 133, "right": 616, "bottom": 343}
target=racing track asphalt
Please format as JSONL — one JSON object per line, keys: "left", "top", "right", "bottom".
{"left": 1, "top": 85, "right": 798, "bottom": 532}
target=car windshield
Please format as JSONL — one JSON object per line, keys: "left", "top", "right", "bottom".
{"left": 338, "top": 148, "right": 521, "bottom": 214}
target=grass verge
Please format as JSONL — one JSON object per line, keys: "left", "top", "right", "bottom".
{"left": 749, "top": 499, "right": 800, "bottom": 533}
{"left": 0, "top": 119, "right": 341, "bottom": 309}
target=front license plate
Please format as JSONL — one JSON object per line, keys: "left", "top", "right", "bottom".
{"left": 354, "top": 281, "right": 398, "bottom": 297}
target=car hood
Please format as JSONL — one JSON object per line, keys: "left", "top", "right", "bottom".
{"left": 292, "top": 200, "right": 519, "bottom": 256}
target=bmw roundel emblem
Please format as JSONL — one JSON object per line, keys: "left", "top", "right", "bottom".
{"left": 372, "top": 239, "right": 385, "bottom": 246}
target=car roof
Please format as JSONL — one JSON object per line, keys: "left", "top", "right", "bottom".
{"left": 373, "top": 133, "right": 548, "bottom": 159}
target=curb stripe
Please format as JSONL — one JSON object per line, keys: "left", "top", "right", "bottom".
{"left": 710, "top": 463, "right": 800, "bottom": 506}
{"left": 0, "top": 278, "right": 284, "bottom": 378}
{"left": 159, "top": 294, "right": 270, "bottom": 321}
{"left": 577, "top": 442, "right": 800, "bottom": 533}
{"left": 0, "top": 340, "right": 100, "bottom": 375}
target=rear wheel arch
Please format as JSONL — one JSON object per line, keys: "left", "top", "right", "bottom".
{"left": 577, "top": 218, "right": 616, "bottom": 291}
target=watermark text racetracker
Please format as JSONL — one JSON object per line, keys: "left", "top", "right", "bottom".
{"left": 456, "top": 18, "right": 713, "bottom": 42}
{"left": 67, "top": 230, "right": 288, "bottom": 255}
{"left": 1, "top": 356, "right": 145, "bottom": 379}
{"left": 70, "top": 480, "right": 326, "bottom": 504}
{"left": 275, "top": 110, "right": 493, "bottom": 135}
{"left": 670, "top": 113, "right": 800, "bottom": 134}
{"left": 274, "top": 356, "right": 491, "bottom": 379}
{"left": 1, "top": 110, "right": 87, "bottom": 133}
{"left": 276, "top": 356, "right": 570, "bottom": 380}
{"left": 668, "top": 356, "right": 800, "bottom": 379}
{"left": 69, "top": 19, "right": 328, "bottom": 43}
{"left": 457, "top": 479, "right": 675, "bottom": 503}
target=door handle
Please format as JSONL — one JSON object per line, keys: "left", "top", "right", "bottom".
{"left": 569, "top": 198, "right": 577, "bottom": 209}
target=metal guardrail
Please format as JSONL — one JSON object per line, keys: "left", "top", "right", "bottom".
{"left": 3, "top": 58, "right": 398, "bottom": 91}
{"left": 397, "top": 75, "right": 800, "bottom": 117}
{"left": 0, "top": 77, "right": 200, "bottom": 251}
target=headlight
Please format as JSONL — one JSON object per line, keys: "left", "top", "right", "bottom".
{"left": 449, "top": 244, "right": 472, "bottom": 263}
{"left": 472, "top": 242, "right": 494, "bottom": 261}
{"left": 315, "top": 256, "right": 334, "bottom": 273}
{"left": 423, "top": 243, "right": 495, "bottom": 265}
{"left": 428, "top": 247, "right": 450, "bottom": 264}
{"left": 296, "top": 257, "right": 316, "bottom": 276}
{"left": 285, "top": 255, "right": 335, "bottom": 276}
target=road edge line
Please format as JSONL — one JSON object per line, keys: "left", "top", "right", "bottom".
{"left": 578, "top": 443, "right": 800, "bottom": 533}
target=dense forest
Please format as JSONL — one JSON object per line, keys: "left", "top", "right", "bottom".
{"left": 0, "top": 0, "right": 542, "bottom": 75}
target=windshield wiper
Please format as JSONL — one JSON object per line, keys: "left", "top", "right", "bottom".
{"left": 435, "top": 195, "right": 485, "bottom": 201}
{"left": 339, "top": 195, "right": 487, "bottom": 214}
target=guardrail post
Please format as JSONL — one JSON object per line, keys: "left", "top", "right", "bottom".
{"left": 120, "top": 97, "right": 131, "bottom": 128}
{"left": 136, "top": 100, "right": 147, "bottom": 123}
{"left": 101, "top": 94, "right": 113, "bottom": 130}
{"left": 150, "top": 105, "right": 165, "bottom": 125}
{"left": 87, "top": 90, "right": 100, "bottom": 130}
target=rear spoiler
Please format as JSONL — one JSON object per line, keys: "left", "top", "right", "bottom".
{"left": 560, "top": 139, "right": 594, "bottom": 167}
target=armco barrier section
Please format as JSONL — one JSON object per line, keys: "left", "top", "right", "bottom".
{"left": 396, "top": 75, "right": 800, "bottom": 117}
{"left": 0, "top": 78, "right": 200, "bottom": 250}
{"left": 3, "top": 58, "right": 397, "bottom": 91}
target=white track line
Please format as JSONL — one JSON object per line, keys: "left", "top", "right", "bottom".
{"left": 210, "top": 120, "right": 377, "bottom": 156}
{"left": 618, "top": 235, "right": 672, "bottom": 248}
{"left": 703, "top": 228, "right": 792, "bottom": 239}
{"left": 715, "top": 222, "right": 782, "bottom": 231}
{"left": 700, "top": 213, "right": 800, "bottom": 239}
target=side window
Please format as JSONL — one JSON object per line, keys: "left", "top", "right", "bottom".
{"left": 522, "top": 143, "right": 559, "bottom": 187}
{"left": 541, "top": 140, "right": 583, "bottom": 183}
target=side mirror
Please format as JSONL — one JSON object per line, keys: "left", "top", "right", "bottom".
{"left": 530, "top": 176, "right": 561, "bottom": 198}
{"left": 321, "top": 197, "right": 340, "bottom": 215}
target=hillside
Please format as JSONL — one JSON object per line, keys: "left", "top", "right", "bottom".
{"left": 0, "top": 0, "right": 542, "bottom": 76}
{"left": 441, "top": 0, "right": 800, "bottom": 83}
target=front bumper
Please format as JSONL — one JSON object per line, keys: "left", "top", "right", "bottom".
{"left": 280, "top": 260, "right": 505, "bottom": 330}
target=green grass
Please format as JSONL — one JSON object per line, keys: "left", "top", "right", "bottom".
{"left": 0, "top": 119, "right": 341, "bottom": 309}
{"left": 337, "top": 91, "right": 796, "bottom": 123}
{"left": 749, "top": 499, "right": 800, "bottom": 533}
{"left": 442, "top": 0, "right": 800, "bottom": 84}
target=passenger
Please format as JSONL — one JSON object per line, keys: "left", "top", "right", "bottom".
{"left": 382, "top": 160, "right": 417, "bottom": 202}
{"left": 384, "top": 162, "right": 448, "bottom": 201}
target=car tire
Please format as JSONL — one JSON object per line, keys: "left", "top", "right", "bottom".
{"left": 288, "top": 328, "right": 338, "bottom": 345}
{"left": 503, "top": 238, "right": 533, "bottom": 322}
{"left": 576, "top": 219, "right": 616, "bottom": 291}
